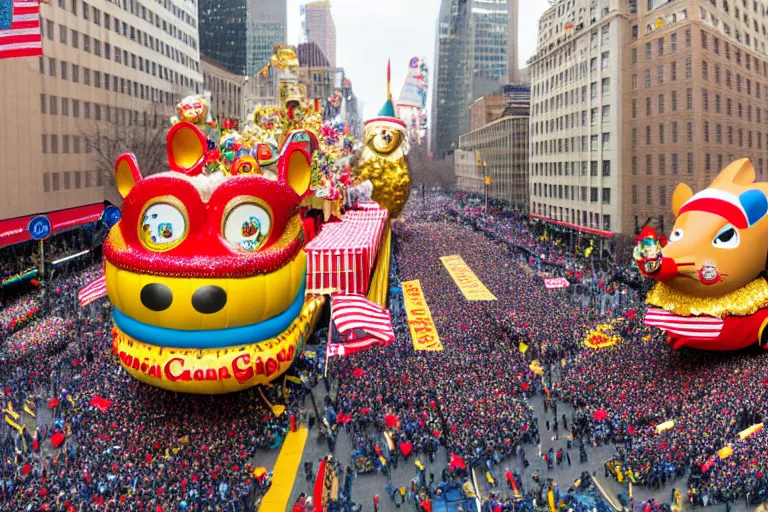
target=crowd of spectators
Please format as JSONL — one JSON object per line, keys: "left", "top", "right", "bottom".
{"left": 5, "top": 191, "right": 768, "bottom": 511}
{"left": 0, "top": 263, "right": 318, "bottom": 511}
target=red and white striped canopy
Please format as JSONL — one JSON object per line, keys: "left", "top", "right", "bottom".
{"left": 305, "top": 208, "right": 388, "bottom": 295}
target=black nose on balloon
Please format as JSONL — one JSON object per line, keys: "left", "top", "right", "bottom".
{"left": 192, "top": 286, "right": 227, "bottom": 314}
{"left": 140, "top": 283, "right": 173, "bottom": 311}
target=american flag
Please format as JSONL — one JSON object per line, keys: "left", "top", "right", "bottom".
{"left": 327, "top": 294, "right": 395, "bottom": 357}
{"left": 644, "top": 307, "right": 725, "bottom": 339}
{"left": 0, "top": 0, "right": 43, "bottom": 60}
{"left": 78, "top": 276, "right": 107, "bottom": 307}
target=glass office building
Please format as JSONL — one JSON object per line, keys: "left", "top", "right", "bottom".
{"left": 199, "top": 0, "right": 286, "bottom": 76}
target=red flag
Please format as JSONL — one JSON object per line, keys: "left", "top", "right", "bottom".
{"left": 89, "top": 396, "right": 113, "bottom": 412}
{"left": 22, "top": 464, "right": 31, "bottom": 475}
{"left": 353, "top": 368, "right": 366, "bottom": 378}
{"left": 48, "top": 398, "right": 60, "bottom": 409}
{"left": 384, "top": 414, "right": 399, "bottom": 428}
{"left": 51, "top": 432, "right": 66, "bottom": 448}
{"left": 399, "top": 442, "right": 413, "bottom": 457}
{"left": 449, "top": 453, "right": 466, "bottom": 471}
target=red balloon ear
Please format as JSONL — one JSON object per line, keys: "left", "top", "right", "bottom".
{"left": 167, "top": 122, "right": 207, "bottom": 176}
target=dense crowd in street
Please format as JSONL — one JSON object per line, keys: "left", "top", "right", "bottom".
{"left": 6, "top": 191, "right": 768, "bottom": 511}
{"left": 0, "top": 264, "right": 315, "bottom": 511}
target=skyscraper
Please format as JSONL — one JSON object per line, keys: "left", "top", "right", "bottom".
{"left": 303, "top": 1, "right": 336, "bottom": 68}
{"left": 199, "top": 0, "right": 286, "bottom": 76}
{"left": 430, "top": 0, "right": 515, "bottom": 159}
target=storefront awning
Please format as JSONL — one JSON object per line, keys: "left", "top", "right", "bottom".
{"left": 0, "top": 203, "right": 105, "bottom": 249}
{"left": 529, "top": 214, "right": 613, "bottom": 238}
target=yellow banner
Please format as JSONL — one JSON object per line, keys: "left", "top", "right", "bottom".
{"left": 402, "top": 280, "right": 443, "bottom": 351}
{"left": 5, "top": 415, "right": 24, "bottom": 434}
{"left": 439, "top": 255, "right": 497, "bottom": 301}
{"left": 23, "top": 405, "right": 35, "bottom": 418}
{"left": 519, "top": 342, "right": 529, "bottom": 354}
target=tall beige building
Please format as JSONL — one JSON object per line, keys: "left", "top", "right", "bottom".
{"left": 0, "top": 0, "right": 202, "bottom": 220}
{"left": 626, "top": 0, "right": 768, "bottom": 233}
{"left": 530, "top": 0, "right": 768, "bottom": 235}
{"left": 303, "top": 0, "right": 336, "bottom": 68}
{"left": 457, "top": 87, "right": 531, "bottom": 207}
{"left": 528, "top": 0, "right": 630, "bottom": 235}
{"left": 201, "top": 57, "right": 245, "bottom": 121}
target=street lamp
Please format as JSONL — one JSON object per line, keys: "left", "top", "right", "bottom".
{"left": 483, "top": 161, "right": 490, "bottom": 210}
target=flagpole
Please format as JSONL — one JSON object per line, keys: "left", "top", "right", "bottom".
{"left": 324, "top": 312, "right": 332, "bottom": 379}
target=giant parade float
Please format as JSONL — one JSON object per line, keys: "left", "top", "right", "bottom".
{"left": 89, "top": 45, "right": 411, "bottom": 394}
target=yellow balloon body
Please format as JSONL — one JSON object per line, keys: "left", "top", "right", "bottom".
{"left": 357, "top": 123, "right": 411, "bottom": 218}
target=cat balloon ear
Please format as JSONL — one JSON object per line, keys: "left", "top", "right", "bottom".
{"left": 114, "top": 154, "right": 143, "bottom": 198}
{"left": 167, "top": 122, "right": 208, "bottom": 176}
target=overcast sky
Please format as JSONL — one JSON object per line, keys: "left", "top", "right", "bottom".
{"left": 286, "top": 0, "right": 550, "bottom": 119}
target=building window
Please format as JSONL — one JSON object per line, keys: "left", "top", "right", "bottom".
{"left": 602, "top": 133, "right": 610, "bottom": 150}
{"left": 41, "top": 134, "right": 47, "bottom": 154}
{"left": 658, "top": 37, "right": 664, "bottom": 56}
{"left": 702, "top": 61, "right": 708, "bottom": 80}
{"left": 602, "top": 160, "right": 611, "bottom": 177}
{"left": 704, "top": 121, "right": 710, "bottom": 142}
{"left": 59, "top": 24, "right": 66, "bottom": 44}
{"left": 658, "top": 94, "right": 665, "bottom": 114}
{"left": 43, "top": 172, "right": 50, "bottom": 192}
{"left": 646, "top": 97, "right": 652, "bottom": 116}
{"left": 659, "top": 123, "right": 665, "bottom": 144}
{"left": 672, "top": 153, "right": 679, "bottom": 174}
{"left": 632, "top": 185, "right": 638, "bottom": 204}
{"left": 671, "top": 33, "right": 677, "bottom": 51}
{"left": 645, "top": 69, "right": 651, "bottom": 88}
{"left": 671, "top": 61, "right": 677, "bottom": 81}
{"left": 687, "top": 121, "right": 693, "bottom": 142}
{"left": 657, "top": 65, "right": 664, "bottom": 84}
{"left": 660, "top": 186, "right": 667, "bottom": 206}
{"left": 671, "top": 91, "right": 677, "bottom": 111}
{"left": 632, "top": 99, "right": 637, "bottom": 118}
{"left": 659, "top": 154, "right": 666, "bottom": 175}
{"left": 602, "top": 188, "right": 611, "bottom": 205}
{"left": 646, "top": 126, "right": 651, "bottom": 145}
{"left": 646, "top": 154, "right": 652, "bottom": 174}
{"left": 590, "top": 187, "right": 598, "bottom": 202}
{"left": 685, "top": 29, "right": 691, "bottom": 47}
{"left": 40, "top": 94, "right": 46, "bottom": 114}
{"left": 703, "top": 90, "right": 708, "bottom": 110}
{"left": 62, "top": 135, "right": 69, "bottom": 154}
{"left": 63, "top": 171, "right": 71, "bottom": 189}
{"left": 646, "top": 42, "right": 651, "bottom": 60}
{"left": 647, "top": 185, "right": 653, "bottom": 205}
{"left": 632, "top": 157, "right": 638, "bottom": 175}
{"left": 688, "top": 153, "right": 694, "bottom": 174}
{"left": 685, "top": 57, "right": 692, "bottom": 79}
{"left": 75, "top": 170, "right": 82, "bottom": 188}
{"left": 686, "top": 88, "right": 693, "bottom": 109}
{"left": 52, "top": 172, "right": 60, "bottom": 191}
{"left": 672, "top": 121, "right": 678, "bottom": 142}
{"left": 590, "top": 134, "right": 598, "bottom": 151}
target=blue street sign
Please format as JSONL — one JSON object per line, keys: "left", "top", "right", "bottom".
{"left": 102, "top": 205, "right": 122, "bottom": 227}
{"left": 28, "top": 215, "right": 52, "bottom": 241}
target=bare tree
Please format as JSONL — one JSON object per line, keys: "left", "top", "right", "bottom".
{"left": 80, "top": 104, "right": 171, "bottom": 206}
{"left": 406, "top": 143, "right": 456, "bottom": 190}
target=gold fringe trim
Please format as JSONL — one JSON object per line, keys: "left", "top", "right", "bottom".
{"left": 646, "top": 278, "right": 768, "bottom": 318}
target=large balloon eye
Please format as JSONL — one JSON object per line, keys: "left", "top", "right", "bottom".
{"left": 712, "top": 224, "right": 739, "bottom": 249}
{"left": 224, "top": 203, "right": 272, "bottom": 252}
{"left": 139, "top": 202, "right": 187, "bottom": 251}
{"left": 668, "top": 228, "right": 684, "bottom": 242}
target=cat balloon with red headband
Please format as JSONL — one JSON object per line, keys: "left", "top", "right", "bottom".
{"left": 637, "top": 158, "right": 768, "bottom": 351}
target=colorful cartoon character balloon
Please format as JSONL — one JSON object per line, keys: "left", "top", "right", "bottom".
{"left": 104, "top": 121, "right": 324, "bottom": 393}
{"left": 638, "top": 158, "right": 768, "bottom": 350}
{"left": 355, "top": 63, "right": 410, "bottom": 218}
